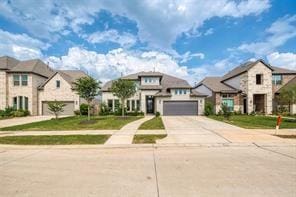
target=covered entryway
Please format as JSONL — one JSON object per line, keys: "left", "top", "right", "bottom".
{"left": 163, "top": 101, "right": 198, "bottom": 116}
{"left": 42, "top": 101, "right": 75, "bottom": 115}
{"left": 253, "top": 94, "right": 265, "bottom": 113}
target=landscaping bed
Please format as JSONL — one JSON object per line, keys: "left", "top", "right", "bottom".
{"left": 0, "top": 135, "right": 110, "bottom": 145}
{"left": 138, "top": 117, "right": 165, "bottom": 130}
{"left": 208, "top": 115, "right": 296, "bottom": 129}
{"left": 133, "top": 134, "right": 167, "bottom": 144}
{"left": 0, "top": 116, "right": 142, "bottom": 131}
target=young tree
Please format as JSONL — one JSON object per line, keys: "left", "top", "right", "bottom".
{"left": 47, "top": 101, "right": 66, "bottom": 119}
{"left": 279, "top": 84, "right": 296, "bottom": 114}
{"left": 111, "top": 79, "right": 136, "bottom": 117}
{"left": 74, "top": 76, "right": 101, "bottom": 121}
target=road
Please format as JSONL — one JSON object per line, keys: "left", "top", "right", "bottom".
{"left": 0, "top": 145, "right": 295, "bottom": 197}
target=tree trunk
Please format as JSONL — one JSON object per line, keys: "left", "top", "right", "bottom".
{"left": 55, "top": 112, "right": 58, "bottom": 120}
{"left": 87, "top": 101, "right": 90, "bottom": 121}
{"left": 121, "top": 98, "right": 125, "bottom": 117}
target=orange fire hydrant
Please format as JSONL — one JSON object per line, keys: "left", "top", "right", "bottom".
{"left": 275, "top": 115, "right": 282, "bottom": 134}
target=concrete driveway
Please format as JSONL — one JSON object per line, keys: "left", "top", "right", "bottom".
{"left": 158, "top": 116, "right": 293, "bottom": 144}
{"left": 0, "top": 116, "right": 59, "bottom": 129}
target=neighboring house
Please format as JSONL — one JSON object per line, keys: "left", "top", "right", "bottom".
{"left": 102, "top": 72, "right": 206, "bottom": 115}
{"left": 194, "top": 59, "right": 296, "bottom": 114}
{"left": 0, "top": 56, "right": 88, "bottom": 115}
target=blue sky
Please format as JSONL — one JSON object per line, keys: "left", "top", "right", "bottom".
{"left": 0, "top": 0, "right": 295, "bottom": 83}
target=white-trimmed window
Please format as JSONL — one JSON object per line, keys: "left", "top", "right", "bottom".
{"left": 13, "top": 75, "right": 20, "bottom": 86}
{"left": 175, "top": 89, "right": 188, "bottom": 95}
{"left": 272, "top": 75, "right": 282, "bottom": 85}
{"left": 21, "top": 75, "right": 28, "bottom": 86}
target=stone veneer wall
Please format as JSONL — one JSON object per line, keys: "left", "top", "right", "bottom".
{"left": 8, "top": 73, "right": 47, "bottom": 115}
{"left": 246, "top": 62, "right": 272, "bottom": 114}
{"left": 0, "top": 71, "right": 7, "bottom": 109}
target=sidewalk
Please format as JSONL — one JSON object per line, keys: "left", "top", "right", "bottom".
{"left": 105, "top": 116, "right": 154, "bottom": 145}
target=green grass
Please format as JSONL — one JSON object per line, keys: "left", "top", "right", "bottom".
{"left": 274, "top": 135, "right": 296, "bottom": 139}
{"left": 0, "top": 116, "right": 142, "bottom": 131}
{"left": 208, "top": 115, "right": 296, "bottom": 129}
{"left": 0, "top": 135, "right": 110, "bottom": 145}
{"left": 138, "top": 117, "right": 165, "bottom": 130}
{"left": 133, "top": 134, "right": 167, "bottom": 144}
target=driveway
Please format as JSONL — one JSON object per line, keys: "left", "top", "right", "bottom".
{"left": 0, "top": 116, "right": 65, "bottom": 129}
{"left": 158, "top": 116, "right": 293, "bottom": 144}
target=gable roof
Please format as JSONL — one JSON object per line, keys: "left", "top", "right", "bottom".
{"left": 0, "top": 56, "right": 20, "bottom": 70}
{"left": 39, "top": 70, "right": 88, "bottom": 89}
{"left": 102, "top": 72, "right": 192, "bottom": 92}
{"left": 271, "top": 66, "right": 296, "bottom": 74}
{"left": 195, "top": 77, "right": 239, "bottom": 93}
{"left": 221, "top": 59, "right": 273, "bottom": 82}
{"left": 8, "top": 59, "right": 54, "bottom": 78}
{"left": 276, "top": 76, "right": 296, "bottom": 93}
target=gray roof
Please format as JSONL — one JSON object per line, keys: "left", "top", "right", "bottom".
{"left": 190, "top": 89, "right": 207, "bottom": 97}
{"left": 195, "top": 77, "right": 239, "bottom": 93}
{"left": 0, "top": 56, "right": 20, "bottom": 70}
{"left": 102, "top": 72, "right": 192, "bottom": 92}
{"left": 271, "top": 66, "right": 296, "bottom": 74}
{"left": 8, "top": 59, "right": 54, "bottom": 78}
{"left": 140, "top": 85, "right": 162, "bottom": 90}
{"left": 39, "top": 70, "right": 88, "bottom": 89}
{"left": 221, "top": 59, "right": 273, "bottom": 81}
{"left": 276, "top": 76, "right": 296, "bottom": 93}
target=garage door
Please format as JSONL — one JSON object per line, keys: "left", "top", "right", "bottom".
{"left": 42, "top": 101, "right": 75, "bottom": 115}
{"left": 163, "top": 101, "right": 198, "bottom": 116}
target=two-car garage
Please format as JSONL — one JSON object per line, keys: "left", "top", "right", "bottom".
{"left": 163, "top": 101, "right": 199, "bottom": 116}
{"left": 42, "top": 101, "right": 75, "bottom": 115}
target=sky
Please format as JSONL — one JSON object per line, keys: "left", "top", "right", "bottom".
{"left": 0, "top": 0, "right": 295, "bottom": 84}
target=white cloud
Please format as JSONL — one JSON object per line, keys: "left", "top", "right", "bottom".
{"left": 46, "top": 47, "right": 194, "bottom": 83}
{"left": 179, "top": 51, "right": 205, "bottom": 63}
{"left": 267, "top": 52, "right": 296, "bottom": 70}
{"left": 235, "top": 15, "right": 296, "bottom": 56}
{"left": 204, "top": 28, "right": 214, "bottom": 36}
{"left": 0, "top": 29, "right": 48, "bottom": 59}
{"left": 0, "top": 0, "right": 271, "bottom": 50}
{"left": 86, "top": 29, "right": 137, "bottom": 47}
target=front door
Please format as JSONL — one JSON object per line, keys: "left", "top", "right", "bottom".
{"left": 146, "top": 96, "right": 154, "bottom": 114}
{"left": 243, "top": 98, "right": 247, "bottom": 114}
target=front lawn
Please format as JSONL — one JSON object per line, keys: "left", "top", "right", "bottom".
{"left": 138, "top": 117, "right": 165, "bottom": 130}
{"left": 0, "top": 116, "right": 142, "bottom": 131}
{"left": 133, "top": 134, "right": 167, "bottom": 144}
{"left": 208, "top": 115, "right": 296, "bottom": 129}
{"left": 0, "top": 135, "right": 110, "bottom": 145}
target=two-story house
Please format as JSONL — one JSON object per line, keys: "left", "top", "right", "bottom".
{"left": 194, "top": 59, "right": 296, "bottom": 114}
{"left": 0, "top": 56, "right": 88, "bottom": 115}
{"left": 102, "top": 72, "right": 206, "bottom": 115}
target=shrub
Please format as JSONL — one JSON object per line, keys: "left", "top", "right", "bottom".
{"left": 74, "top": 110, "right": 80, "bottom": 116}
{"left": 13, "top": 110, "right": 25, "bottom": 117}
{"left": 155, "top": 111, "right": 160, "bottom": 117}
{"left": 221, "top": 104, "right": 231, "bottom": 120}
{"left": 217, "top": 110, "right": 223, "bottom": 116}
{"left": 80, "top": 104, "right": 89, "bottom": 115}
{"left": 204, "top": 101, "right": 214, "bottom": 116}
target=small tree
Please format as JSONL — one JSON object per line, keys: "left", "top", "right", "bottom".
{"left": 74, "top": 76, "right": 101, "bottom": 121}
{"left": 279, "top": 84, "right": 296, "bottom": 114}
{"left": 204, "top": 101, "right": 214, "bottom": 116}
{"left": 47, "top": 101, "right": 66, "bottom": 119}
{"left": 111, "top": 79, "right": 136, "bottom": 117}
{"left": 221, "top": 103, "right": 231, "bottom": 120}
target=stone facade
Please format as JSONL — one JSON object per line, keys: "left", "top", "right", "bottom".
{"left": 246, "top": 62, "right": 273, "bottom": 114}
{"left": 7, "top": 73, "right": 46, "bottom": 115}
{"left": 0, "top": 71, "right": 7, "bottom": 109}
{"left": 38, "top": 73, "right": 83, "bottom": 115}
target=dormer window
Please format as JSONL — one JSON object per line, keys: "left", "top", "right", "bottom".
{"left": 256, "top": 74, "right": 263, "bottom": 85}
{"left": 175, "top": 89, "right": 187, "bottom": 95}
{"left": 56, "top": 80, "right": 60, "bottom": 88}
